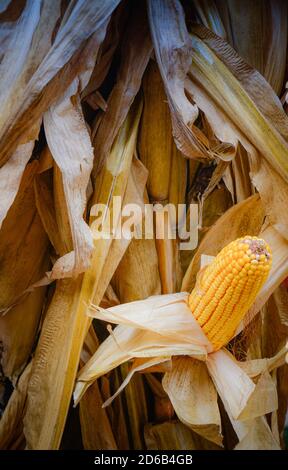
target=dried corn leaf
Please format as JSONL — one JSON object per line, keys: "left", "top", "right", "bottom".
{"left": 118, "top": 362, "right": 149, "bottom": 450}
{"left": 0, "top": 271, "right": 48, "bottom": 381}
{"left": 223, "top": 144, "right": 253, "bottom": 203}
{"left": 92, "top": 0, "right": 152, "bottom": 173}
{"left": 23, "top": 277, "right": 82, "bottom": 450}
{"left": 44, "top": 78, "right": 94, "bottom": 278}
{"left": 82, "top": 1, "right": 128, "bottom": 100}
{"left": 215, "top": 0, "right": 287, "bottom": 95}
{"left": 233, "top": 416, "right": 280, "bottom": 450}
{"left": 144, "top": 421, "right": 221, "bottom": 450}
{"left": 34, "top": 168, "right": 66, "bottom": 256}
{"left": 0, "top": 0, "right": 120, "bottom": 166}
{"left": 189, "top": 26, "right": 288, "bottom": 179}
{"left": 162, "top": 356, "right": 222, "bottom": 446}
{"left": 79, "top": 378, "right": 117, "bottom": 450}
{"left": 74, "top": 293, "right": 212, "bottom": 403}
{"left": 0, "top": 161, "right": 49, "bottom": 311}
{"left": 0, "top": 362, "right": 32, "bottom": 449}
{"left": 112, "top": 235, "right": 161, "bottom": 302}
{"left": 23, "top": 100, "right": 143, "bottom": 449}
{"left": 79, "top": 326, "right": 116, "bottom": 450}
{"left": 193, "top": 0, "right": 226, "bottom": 38}
{"left": 147, "top": 0, "right": 203, "bottom": 159}
{"left": 79, "top": 157, "right": 149, "bottom": 450}
{"left": 0, "top": 141, "right": 35, "bottom": 228}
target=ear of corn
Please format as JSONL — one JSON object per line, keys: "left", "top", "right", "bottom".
{"left": 189, "top": 236, "right": 272, "bottom": 350}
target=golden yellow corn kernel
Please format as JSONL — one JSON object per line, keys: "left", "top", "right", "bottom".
{"left": 188, "top": 236, "right": 272, "bottom": 351}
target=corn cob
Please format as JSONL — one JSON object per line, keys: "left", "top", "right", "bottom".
{"left": 188, "top": 236, "right": 272, "bottom": 350}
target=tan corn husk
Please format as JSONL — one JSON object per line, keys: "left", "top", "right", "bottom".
{"left": 0, "top": 161, "right": 49, "bottom": 312}
{"left": 0, "top": 0, "right": 121, "bottom": 167}
{"left": 79, "top": 326, "right": 117, "bottom": 450}
{"left": 0, "top": 362, "right": 32, "bottom": 449}
{"left": 214, "top": 0, "right": 287, "bottom": 95}
{"left": 145, "top": 420, "right": 222, "bottom": 450}
{"left": 92, "top": 0, "right": 152, "bottom": 174}
{"left": 23, "top": 99, "right": 144, "bottom": 449}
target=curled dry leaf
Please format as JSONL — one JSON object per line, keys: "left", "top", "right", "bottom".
{"left": 44, "top": 79, "right": 94, "bottom": 279}
{"left": 0, "top": 0, "right": 121, "bottom": 166}
{"left": 23, "top": 100, "right": 145, "bottom": 450}
{"left": 0, "top": 362, "right": 32, "bottom": 449}
{"left": 92, "top": 0, "right": 152, "bottom": 173}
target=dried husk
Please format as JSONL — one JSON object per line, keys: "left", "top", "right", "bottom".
{"left": 79, "top": 326, "right": 117, "bottom": 450}
{"left": 214, "top": 0, "right": 287, "bottom": 95}
{"left": 0, "top": 161, "right": 49, "bottom": 312}
{"left": 144, "top": 421, "right": 222, "bottom": 450}
{"left": 92, "top": 0, "right": 152, "bottom": 173}
{"left": 0, "top": 362, "right": 32, "bottom": 449}
{"left": 44, "top": 78, "right": 95, "bottom": 278}
{"left": 23, "top": 99, "right": 143, "bottom": 449}
{"left": 0, "top": 0, "right": 121, "bottom": 166}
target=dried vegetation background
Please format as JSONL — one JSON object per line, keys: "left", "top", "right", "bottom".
{"left": 0, "top": 0, "right": 287, "bottom": 450}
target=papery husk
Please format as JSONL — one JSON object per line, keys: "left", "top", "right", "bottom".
{"left": 74, "top": 287, "right": 287, "bottom": 450}
{"left": 189, "top": 25, "right": 288, "bottom": 171}
{"left": 74, "top": 292, "right": 212, "bottom": 404}
{"left": 147, "top": 0, "right": 203, "bottom": 160}
{"left": 0, "top": 0, "right": 121, "bottom": 166}
{"left": 111, "top": 235, "right": 161, "bottom": 302}
{"left": 105, "top": 371, "right": 130, "bottom": 450}
{"left": 101, "top": 284, "right": 120, "bottom": 309}
{"left": 144, "top": 421, "right": 222, "bottom": 450}
{"left": 79, "top": 376, "right": 117, "bottom": 450}
{"left": 92, "top": 0, "right": 152, "bottom": 173}
{"left": 0, "top": 362, "right": 32, "bottom": 449}
{"left": 223, "top": 144, "right": 254, "bottom": 203}
{"left": 23, "top": 100, "right": 143, "bottom": 449}
{"left": 111, "top": 209, "right": 161, "bottom": 449}
{"left": 193, "top": 0, "right": 226, "bottom": 39}
{"left": 82, "top": 1, "right": 128, "bottom": 101}
{"left": 44, "top": 78, "right": 94, "bottom": 278}
{"left": 79, "top": 326, "right": 117, "bottom": 450}
{"left": 34, "top": 166, "right": 67, "bottom": 257}
{"left": 0, "top": 161, "right": 49, "bottom": 311}
{"left": 0, "top": 263, "right": 48, "bottom": 381}
{"left": 0, "top": 141, "right": 35, "bottom": 228}
{"left": 247, "top": 281, "right": 288, "bottom": 445}
{"left": 215, "top": 0, "right": 287, "bottom": 95}
{"left": 118, "top": 362, "right": 148, "bottom": 450}
{"left": 162, "top": 356, "right": 222, "bottom": 446}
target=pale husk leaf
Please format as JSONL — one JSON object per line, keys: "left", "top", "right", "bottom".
{"left": 162, "top": 356, "right": 222, "bottom": 446}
